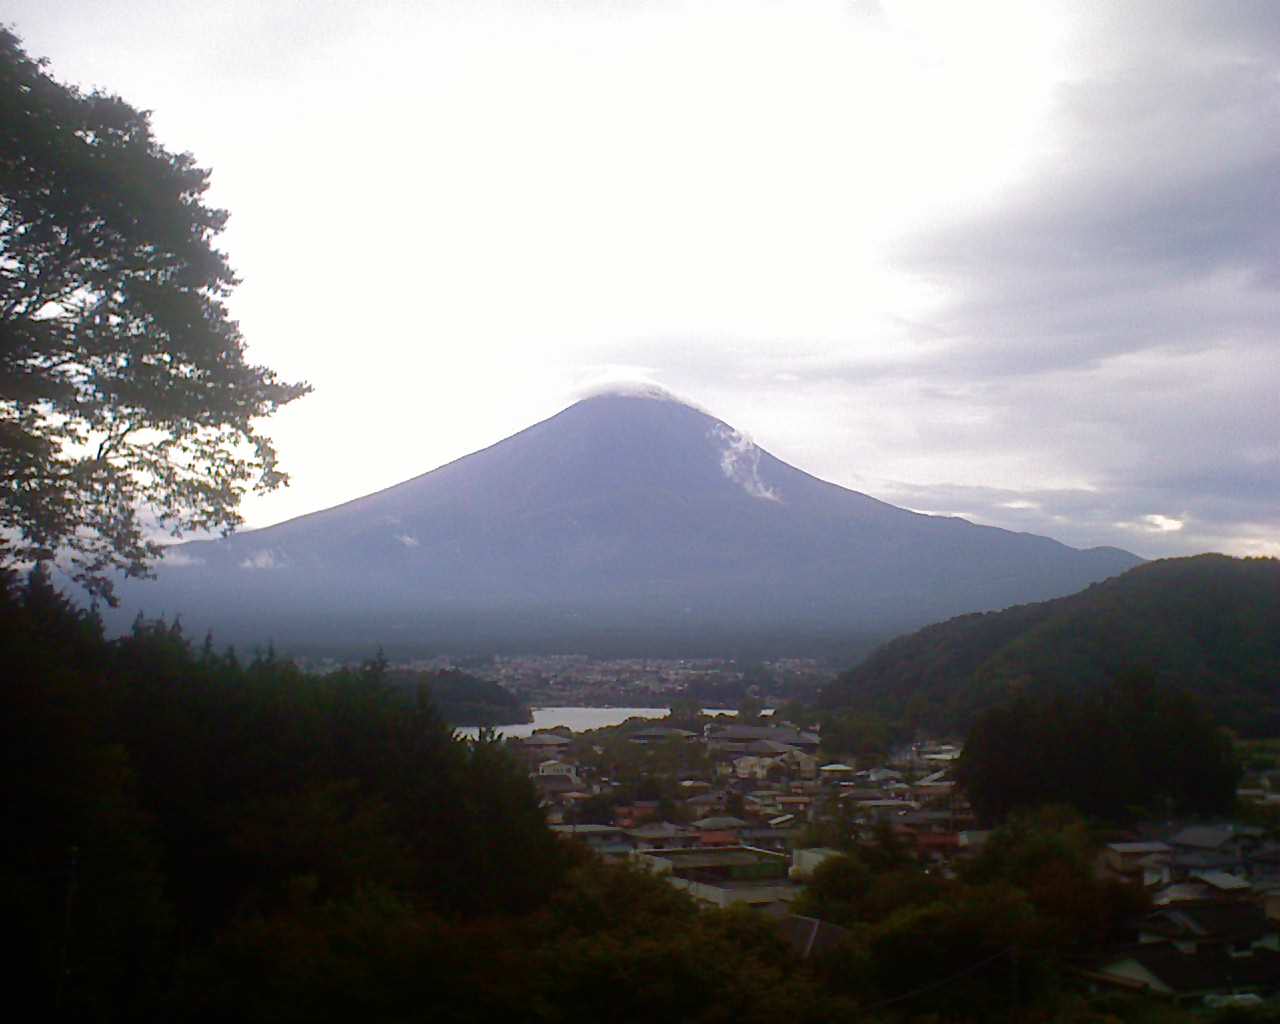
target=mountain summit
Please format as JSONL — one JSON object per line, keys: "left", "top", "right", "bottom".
{"left": 114, "top": 391, "right": 1141, "bottom": 656}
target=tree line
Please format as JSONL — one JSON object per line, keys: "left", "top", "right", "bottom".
{"left": 956, "top": 668, "right": 1240, "bottom": 824}
{"left": 820, "top": 555, "right": 1280, "bottom": 736}
{"left": 1, "top": 568, "right": 884, "bottom": 1022}
{"left": 11, "top": 567, "right": 1241, "bottom": 1023}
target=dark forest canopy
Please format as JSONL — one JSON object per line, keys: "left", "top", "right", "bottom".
{"left": 956, "top": 669, "right": 1240, "bottom": 825}
{"left": 819, "top": 555, "right": 1280, "bottom": 736}
{"left": 0, "top": 566, "right": 903, "bottom": 1022}
{"left": 0, "top": 568, "right": 865, "bottom": 1023}
{"left": 4, "top": 568, "right": 1251, "bottom": 1023}
{"left": 386, "top": 667, "right": 531, "bottom": 727}
{"left": 2, "top": 566, "right": 564, "bottom": 1017}
{"left": 0, "top": 30, "right": 308, "bottom": 599}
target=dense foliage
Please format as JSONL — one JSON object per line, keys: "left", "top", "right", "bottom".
{"left": 387, "top": 667, "right": 531, "bottom": 726}
{"left": 4, "top": 569, "right": 1246, "bottom": 1022}
{"left": 791, "top": 809, "right": 1152, "bottom": 1020}
{"left": 2, "top": 567, "right": 565, "bottom": 1018}
{"left": 0, "top": 30, "right": 308, "bottom": 597}
{"left": 0, "top": 569, "right": 863, "bottom": 1023}
{"left": 956, "top": 669, "right": 1240, "bottom": 823}
{"left": 820, "top": 555, "right": 1280, "bottom": 735}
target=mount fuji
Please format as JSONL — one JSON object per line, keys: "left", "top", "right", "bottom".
{"left": 111, "top": 390, "right": 1141, "bottom": 657}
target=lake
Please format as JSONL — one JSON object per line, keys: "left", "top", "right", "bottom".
{"left": 455, "top": 706, "right": 741, "bottom": 739}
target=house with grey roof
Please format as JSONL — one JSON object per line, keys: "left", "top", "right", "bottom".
{"left": 636, "top": 845, "right": 798, "bottom": 910}
{"left": 550, "top": 823, "right": 633, "bottom": 858}
{"left": 1100, "top": 841, "right": 1173, "bottom": 887}
{"left": 628, "top": 726, "right": 699, "bottom": 745}
{"left": 1169, "top": 825, "right": 1265, "bottom": 879}
{"left": 1088, "top": 902, "right": 1280, "bottom": 1004}
{"left": 706, "top": 724, "right": 820, "bottom": 755}
{"left": 627, "top": 821, "right": 697, "bottom": 850}
{"left": 773, "top": 913, "right": 854, "bottom": 959}
{"left": 692, "top": 815, "right": 749, "bottom": 831}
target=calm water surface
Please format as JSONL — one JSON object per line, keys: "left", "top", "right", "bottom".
{"left": 456, "top": 706, "right": 738, "bottom": 740}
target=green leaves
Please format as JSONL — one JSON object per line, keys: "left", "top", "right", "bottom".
{"left": 957, "top": 669, "right": 1241, "bottom": 824}
{"left": 0, "top": 29, "right": 309, "bottom": 599}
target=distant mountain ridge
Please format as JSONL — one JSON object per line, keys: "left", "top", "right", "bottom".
{"left": 110, "top": 390, "right": 1141, "bottom": 657}
{"left": 819, "top": 554, "right": 1280, "bottom": 735}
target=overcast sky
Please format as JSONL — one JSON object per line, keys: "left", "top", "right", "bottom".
{"left": 10, "top": 1, "right": 1278, "bottom": 560}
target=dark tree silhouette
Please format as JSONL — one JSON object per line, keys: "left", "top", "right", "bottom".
{"left": 957, "top": 668, "right": 1240, "bottom": 823}
{"left": 0, "top": 30, "right": 308, "bottom": 598}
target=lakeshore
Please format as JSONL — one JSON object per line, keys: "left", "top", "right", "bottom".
{"left": 455, "top": 706, "right": 742, "bottom": 739}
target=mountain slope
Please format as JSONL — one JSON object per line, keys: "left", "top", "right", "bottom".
{"left": 111, "top": 391, "right": 1141, "bottom": 656}
{"left": 819, "top": 554, "right": 1280, "bottom": 734}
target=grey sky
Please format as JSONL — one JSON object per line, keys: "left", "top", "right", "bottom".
{"left": 8, "top": 1, "right": 1278, "bottom": 559}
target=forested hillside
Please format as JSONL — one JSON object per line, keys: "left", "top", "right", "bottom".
{"left": 0, "top": 567, "right": 841, "bottom": 1022}
{"left": 387, "top": 667, "right": 531, "bottom": 726}
{"left": 820, "top": 555, "right": 1280, "bottom": 735}
{"left": 957, "top": 669, "right": 1240, "bottom": 823}
{"left": 5, "top": 566, "right": 1252, "bottom": 1022}
{"left": 3, "top": 566, "right": 567, "bottom": 1017}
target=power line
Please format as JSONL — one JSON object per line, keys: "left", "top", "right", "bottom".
{"left": 863, "top": 947, "right": 1013, "bottom": 1011}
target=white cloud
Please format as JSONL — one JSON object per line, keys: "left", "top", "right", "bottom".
{"left": 1141, "top": 515, "right": 1185, "bottom": 534}
{"left": 573, "top": 373, "right": 708, "bottom": 414}
{"left": 712, "top": 425, "right": 781, "bottom": 503}
{"left": 239, "top": 550, "right": 281, "bottom": 570}
{"left": 160, "top": 549, "right": 204, "bottom": 567}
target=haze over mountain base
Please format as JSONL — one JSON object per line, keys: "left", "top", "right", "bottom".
{"left": 108, "top": 391, "right": 1141, "bottom": 658}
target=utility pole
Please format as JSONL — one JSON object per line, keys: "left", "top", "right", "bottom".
{"left": 1009, "top": 945, "right": 1019, "bottom": 1019}
{"left": 55, "top": 844, "right": 79, "bottom": 1013}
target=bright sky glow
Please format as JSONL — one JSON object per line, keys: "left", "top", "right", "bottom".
{"left": 9, "top": 0, "right": 1279, "bottom": 560}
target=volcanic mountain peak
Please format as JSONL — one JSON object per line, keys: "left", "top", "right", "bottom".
{"left": 531, "top": 390, "right": 785, "bottom": 503}
{"left": 113, "top": 393, "right": 1143, "bottom": 658}
{"left": 574, "top": 380, "right": 702, "bottom": 407}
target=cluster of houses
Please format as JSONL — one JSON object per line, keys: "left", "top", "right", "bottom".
{"left": 514, "top": 719, "right": 1280, "bottom": 1006}
{"left": 522, "top": 723, "right": 976, "bottom": 851}
{"left": 518, "top": 722, "right": 981, "bottom": 907}
{"left": 1085, "top": 824, "right": 1280, "bottom": 1004}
